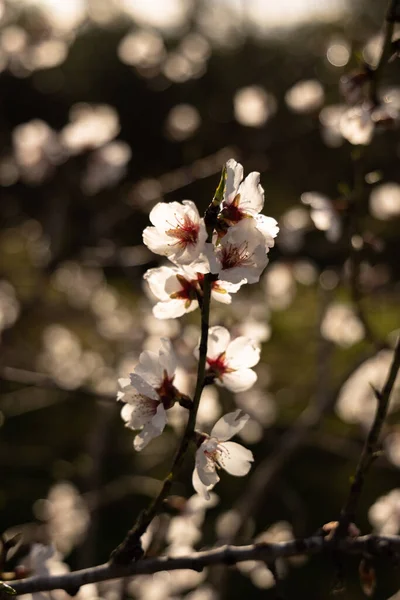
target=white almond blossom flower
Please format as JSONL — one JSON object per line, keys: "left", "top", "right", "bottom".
{"left": 218, "top": 159, "right": 279, "bottom": 248}
{"left": 197, "top": 325, "right": 260, "bottom": 392}
{"left": 339, "top": 106, "right": 374, "bottom": 145}
{"left": 205, "top": 219, "right": 269, "bottom": 285}
{"left": 193, "top": 410, "right": 254, "bottom": 500}
{"left": 301, "top": 191, "right": 342, "bottom": 242}
{"left": 118, "top": 339, "right": 179, "bottom": 450}
{"left": 143, "top": 200, "right": 207, "bottom": 264}
{"left": 144, "top": 263, "right": 242, "bottom": 319}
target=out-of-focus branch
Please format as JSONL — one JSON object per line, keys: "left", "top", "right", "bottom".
{"left": 218, "top": 349, "right": 383, "bottom": 546}
{"left": 7, "top": 535, "right": 400, "bottom": 596}
{"left": 336, "top": 337, "right": 400, "bottom": 536}
{"left": 346, "top": 0, "right": 399, "bottom": 349}
{"left": 370, "top": 0, "right": 399, "bottom": 105}
{"left": 0, "top": 366, "right": 114, "bottom": 403}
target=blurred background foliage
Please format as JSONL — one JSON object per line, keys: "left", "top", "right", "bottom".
{"left": 0, "top": 0, "right": 400, "bottom": 598}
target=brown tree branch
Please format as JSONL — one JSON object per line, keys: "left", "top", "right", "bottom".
{"left": 7, "top": 534, "right": 400, "bottom": 596}
{"left": 337, "top": 337, "right": 400, "bottom": 535}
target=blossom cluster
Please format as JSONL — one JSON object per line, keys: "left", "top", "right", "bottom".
{"left": 117, "top": 159, "right": 278, "bottom": 498}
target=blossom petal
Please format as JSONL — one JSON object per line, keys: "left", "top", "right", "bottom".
{"left": 142, "top": 226, "right": 172, "bottom": 255}
{"left": 120, "top": 396, "right": 159, "bottom": 429}
{"left": 144, "top": 266, "right": 179, "bottom": 301}
{"left": 193, "top": 448, "right": 220, "bottom": 499}
{"left": 225, "top": 159, "right": 243, "bottom": 204}
{"left": 192, "top": 467, "right": 214, "bottom": 500}
{"left": 207, "top": 326, "right": 231, "bottom": 359}
{"left": 153, "top": 298, "right": 198, "bottom": 319}
{"left": 226, "top": 337, "right": 260, "bottom": 369}
{"left": 130, "top": 373, "right": 159, "bottom": 400}
{"left": 159, "top": 338, "right": 177, "bottom": 377}
{"left": 222, "top": 368, "right": 257, "bottom": 392}
{"left": 218, "top": 441, "right": 254, "bottom": 476}
{"left": 203, "top": 243, "right": 220, "bottom": 275}
{"left": 134, "top": 350, "right": 163, "bottom": 387}
{"left": 133, "top": 404, "right": 167, "bottom": 451}
{"left": 151, "top": 402, "right": 167, "bottom": 430}
{"left": 210, "top": 409, "right": 250, "bottom": 441}
{"left": 237, "top": 171, "right": 264, "bottom": 213}
{"left": 254, "top": 214, "right": 279, "bottom": 248}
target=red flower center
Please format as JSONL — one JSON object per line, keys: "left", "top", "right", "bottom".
{"left": 156, "top": 371, "right": 178, "bottom": 409}
{"left": 166, "top": 214, "right": 199, "bottom": 248}
{"left": 206, "top": 352, "right": 234, "bottom": 380}
{"left": 220, "top": 242, "right": 250, "bottom": 270}
{"left": 169, "top": 274, "right": 198, "bottom": 308}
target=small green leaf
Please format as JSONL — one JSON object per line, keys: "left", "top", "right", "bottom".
{"left": 212, "top": 165, "right": 227, "bottom": 207}
{"left": 0, "top": 583, "right": 17, "bottom": 596}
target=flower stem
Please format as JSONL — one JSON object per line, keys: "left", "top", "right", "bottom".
{"left": 110, "top": 275, "right": 213, "bottom": 564}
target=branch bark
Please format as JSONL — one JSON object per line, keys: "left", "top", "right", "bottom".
{"left": 7, "top": 535, "right": 400, "bottom": 596}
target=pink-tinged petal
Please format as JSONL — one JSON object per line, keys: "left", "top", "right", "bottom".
{"left": 222, "top": 368, "right": 257, "bottom": 392}
{"left": 254, "top": 214, "right": 279, "bottom": 248}
{"left": 207, "top": 326, "right": 231, "bottom": 359}
{"left": 159, "top": 338, "right": 177, "bottom": 377}
{"left": 226, "top": 337, "right": 260, "bottom": 369}
{"left": 218, "top": 441, "right": 254, "bottom": 476}
{"left": 210, "top": 409, "right": 250, "bottom": 441}
{"left": 224, "top": 159, "right": 244, "bottom": 205}
{"left": 130, "top": 373, "right": 159, "bottom": 400}
{"left": 153, "top": 298, "right": 198, "bottom": 319}
{"left": 237, "top": 171, "right": 264, "bottom": 213}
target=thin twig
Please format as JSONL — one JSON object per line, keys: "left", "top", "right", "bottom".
{"left": 0, "top": 366, "right": 113, "bottom": 403}
{"left": 370, "top": 0, "right": 398, "bottom": 105}
{"left": 109, "top": 172, "right": 224, "bottom": 564}
{"left": 7, "top": 535, "right": 400, "bottom": 596}
{"left": 336, "top": 337, "right": 400, "bottom": 535}
{"left": 217, "top": 348, "right": 384, "bottom": 546}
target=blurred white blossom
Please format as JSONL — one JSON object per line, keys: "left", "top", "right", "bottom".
{"left": 321, "top": 303, "right": 364, "bottom": 347}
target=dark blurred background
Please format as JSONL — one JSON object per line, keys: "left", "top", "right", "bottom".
{"left": 1, "top": 0, "right": 400, "bottom": 598}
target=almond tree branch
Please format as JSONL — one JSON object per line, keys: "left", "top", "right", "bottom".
{"left": 346, "top": 0, "right": 399, "bottom": 348}
{"left": 336, "top": 337, "right": 400, "bottom": 536}
{"left": 7, "top": 535, "right": 400, "bottom": 596}
{"left": 110, "top": 175, "right": 224, "bottom": 564}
